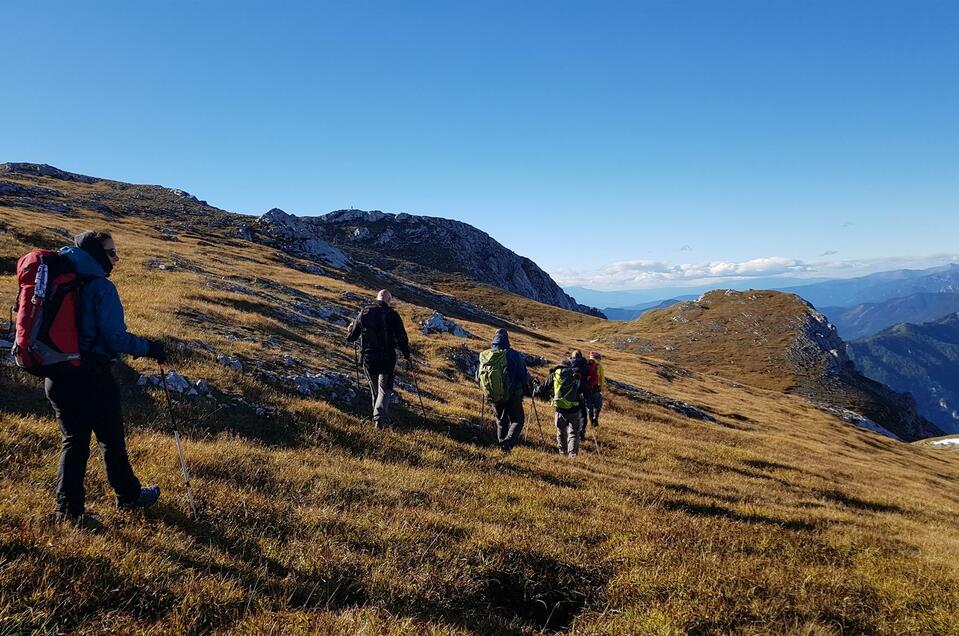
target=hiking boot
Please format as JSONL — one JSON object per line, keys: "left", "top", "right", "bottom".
{"left": 117, "top": 485, "right": 161, "bottom": 511}
{"left": 54, "top": 511, "right": 104, "bottom": 532}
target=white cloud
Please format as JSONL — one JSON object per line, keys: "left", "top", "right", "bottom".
{"left": 553, "top": 253, "right": 959, "bottom": 290}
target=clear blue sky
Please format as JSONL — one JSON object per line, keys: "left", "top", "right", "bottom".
{"left": 4, "top": 1, "right": 957, "bottom": 290}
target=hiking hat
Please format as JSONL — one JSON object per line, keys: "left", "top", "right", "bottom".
{"left": 75, "top": 230, "right": 114, "bottom": 276}
{"left": 492, "top": 328, "right": 510, "bottom": 349}
{"left": 376, "top": 289, "right": 392, "bottom": 304}
{"left": 570, "top": 349, "right": 583, "bottom": 359}
{"left": 589, "top": 351, "right": 601, "bottom": 360}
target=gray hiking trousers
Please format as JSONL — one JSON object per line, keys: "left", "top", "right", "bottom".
{"left": 363, "top": 366, "right": 395, "bottom": 425}
{"left": 555, "top": 410, "right": 582, "bottom": 456}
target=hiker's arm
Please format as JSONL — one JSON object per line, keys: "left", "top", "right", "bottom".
{"left": 345, "top": 313, "right": 361, "bottom": 343}
{"left": 92, "top": 280, "right": 150, "bottom": 357}
{"left": 516, "top": 353, "right": 531, "bottom": 394}
{"left": 392, "top": 312, "right": 411, "bottom": 359}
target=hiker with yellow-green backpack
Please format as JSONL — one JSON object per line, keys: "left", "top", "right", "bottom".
{"left": 477, "top": 328, "right": 531, "bottom": 454}
{"left": 536, "top": 352, "right": 589, "bottom": 457}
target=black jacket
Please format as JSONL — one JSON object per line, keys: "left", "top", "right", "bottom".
{"left": 346, "top": 301, "right": 410, "bottom": 365}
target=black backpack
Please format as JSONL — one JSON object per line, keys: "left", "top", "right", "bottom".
{"left": 358, "top": 304, "right": 391, "bottom": 355}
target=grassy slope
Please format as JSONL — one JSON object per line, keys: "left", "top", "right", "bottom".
{"left": 1, "top": 179, "right": 959, "bottom": 634}
{"left": 587, "top": 290, "right": 810, "bottom": 393}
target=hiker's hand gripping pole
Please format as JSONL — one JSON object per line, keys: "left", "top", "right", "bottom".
{"left": 159, "top": 364, "right": 198, "bottom": 519}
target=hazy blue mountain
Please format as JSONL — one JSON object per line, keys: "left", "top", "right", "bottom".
{"left": 783, "top": 264, "right": 959, "bottom": 308}
{"left": 822, "top": 293, "right": 959, "bottom": 340}
{"left": 603, "top": 298, "right": 685, "bottom": 321}
{"left": 848, "top": 313, "right": 959, "bottom": 434}
{"left": 565, "top": 277, "right": 830, "bottom": 309}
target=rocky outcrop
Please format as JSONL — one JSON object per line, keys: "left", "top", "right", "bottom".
{"left": 256, "top": 208, "right": 602, "bottom": 317}
{"left": 1, "top": 163, "right": 101, "bottom": 184}
{"left": 421, "top": 312, "right": 472, "bottom": 338}
{"left": 784, "top": 302, "right": 941, "bottom": 442}
{"left": 253, "top": 208, "right": 350, "bottom": 269}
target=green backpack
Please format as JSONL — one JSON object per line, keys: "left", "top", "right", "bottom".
{"left": 552, "top": 365, "right": 580, "bottom": 411}
{"left": 479, "top": 349, "right": 510, "bottom": 402}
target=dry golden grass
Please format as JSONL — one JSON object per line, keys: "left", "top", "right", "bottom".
{"left": 2, "top": 176, "right": 959, "bottom": 634}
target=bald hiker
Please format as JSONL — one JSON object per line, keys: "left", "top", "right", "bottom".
{"left": 477, "top": 328, "right": 532, "bottom": 453}
{"left": 346, "top": 289, "right": 411, "bottom": 429}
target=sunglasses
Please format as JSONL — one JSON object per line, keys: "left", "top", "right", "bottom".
{"left": 106, "top": 248, "right": 119, "bottom": 258}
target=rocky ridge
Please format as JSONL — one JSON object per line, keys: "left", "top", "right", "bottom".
{"left": 253, "top": 208, "right": 603, "bottom": 318}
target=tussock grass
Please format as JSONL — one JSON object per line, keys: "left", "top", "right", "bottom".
{"left": 2, "top": 181, "right": 959, "bottom": 634}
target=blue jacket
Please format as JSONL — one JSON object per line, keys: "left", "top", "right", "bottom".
{"left": 490, "top": 330, "right": 530, "bottom": 396}
{"left": 60, "top": 246, "right": 150, "bottom": 359}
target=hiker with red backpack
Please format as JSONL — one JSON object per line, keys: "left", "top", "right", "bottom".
{"left": 13, "top": 231, "right": 166, "bottom": 527}
{"left": 586, "top": 351, "right": 606, "bottom": 429}
{"left": 346, "top": 289, "right": 411, "bottom": 429}
{"left": 477, "top": 328, "right": 531, "bottom": 454}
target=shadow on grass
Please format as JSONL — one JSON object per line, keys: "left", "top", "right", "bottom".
{"left": 661, "top": 498, "right": 818, "bottom": 532}
{"left": 0, "top": 533, "right": 177, "bottom": 633}
{"left": 0, "top": 365, "right": 49, "bottom": 417}
{"left": 817, "top": 488, "right": 904, "bottom": 514}
{"left": 158, "top": 502, "right": 605, "bottom": 634}
{"left": 742, "top": 458, "right": 797, "bottom": 472}
{"left": 471, "top": 545, "right": 611, "bottom": 633}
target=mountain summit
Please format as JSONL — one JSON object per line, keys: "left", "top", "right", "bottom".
{"left": 597, "top": 289, "right": 942, "bottom": 441}
{"left": 254, "top": 208, "right": 603, "bottom": 317}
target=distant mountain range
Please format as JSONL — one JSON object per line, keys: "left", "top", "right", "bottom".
{"left": 602, "top": 298, "right": 689, "bottom": 321}
{"left": 564, "top": 277, "right": 831, "bottom": 309}
{"left": 580, "top": 264, "right": 959, "bottom": 330}
{"left": 821, "top": 293, "right": 959, "bottom": 340}
{"left": 780, "top": 264, "right": 959, "bottom": 308}
{"left": 849, "top": 313, "right": 959, "bottom": 434}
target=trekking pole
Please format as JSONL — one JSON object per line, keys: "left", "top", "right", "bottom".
{"left": 353, "top": 343, "right": 361, "bottom": 391}
{"left": 529, "top": 395, "right": 548, "bottom": 447}
{"left": 158, "top": 364, "right": 198, "bottom": 519}
{"left": 407, "top": 360, "right": 428, "bottom": 418}
{"left": 593, "top": 428, "right": 603, "bottom": 457}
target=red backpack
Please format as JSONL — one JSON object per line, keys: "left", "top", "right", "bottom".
{"left": 12, "top": 250, "right": 84, "bottom": 376}
{"left": 586, "top": 359, "right": 600, "bottom": 390}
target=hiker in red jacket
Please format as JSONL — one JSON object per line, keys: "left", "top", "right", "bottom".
{"left": 586, "top": 351, "right": 606, "bottom": 429}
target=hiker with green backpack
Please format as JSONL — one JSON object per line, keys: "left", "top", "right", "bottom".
{"left": 536, "top": 353, "right": 589, "bottom": 457}
{"left": 477, "top": 328, "right": 531, "bottom": 453}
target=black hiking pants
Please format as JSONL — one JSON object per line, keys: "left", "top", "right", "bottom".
{"left": 45, "top": 361, "right": 141, "bottom": 515}
{"left": 492, "top": 392, "right": 525, "bottom": 452}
